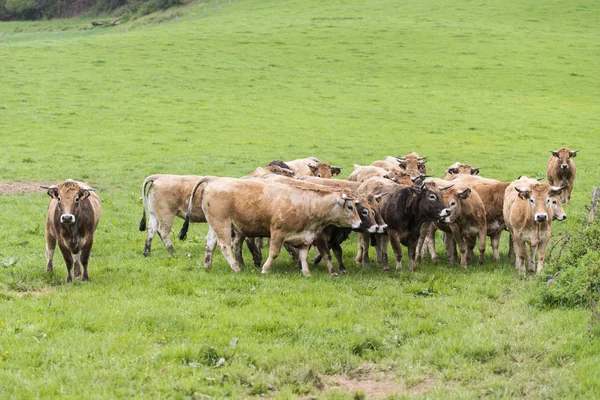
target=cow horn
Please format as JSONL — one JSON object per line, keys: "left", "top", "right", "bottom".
{"left": 418, "top": 156, "right": 428, "bottom": 161}
{"left": 342, "top": 194, "right": 353, "bottom": 201}
{"left": 374, "top": 193, "right": 388, "bottom": 200}
{"left": 411, "top": 173, "right": 430, "bottom": 182}
{"left": 572, "top": 150, "right": 580, "bottom": 154}
{"left": 536, "top": 177, "right": 544, "bottom": 181}
{"left": 418, "top": 159, "right": 427, "bottom": 165}
{"left": 515, "top": 186, "right": 531, "bottom": 193}
{"left": 550, "top": 185, "right": 567, "bottom": 192}
{"left": 439, "top": 184, "right": 454, "bottom": 191}
{"left": 40, "top": 185, "right": 57, "bottom": 189}
{"left": 396, "top": 157, "right": 406, "bottom": 161}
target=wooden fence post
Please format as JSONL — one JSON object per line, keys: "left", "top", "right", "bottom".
{"left": 590, "top": 187, "right": 600, "bottom": 222}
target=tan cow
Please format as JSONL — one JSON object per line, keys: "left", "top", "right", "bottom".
{"left": 443, "top": 162, "right": 481, "bottom": 180}
{"left": 546, "top": 147, "right": 578, "bottom": 205}
{"left": 284, "top": 156, "right": 341, "bottom": 178}
{"left": 396, "top": 152, "right": 427, "bottom": 174}
{"left": 186, "top": 178, "right": 362, "bottom": 276}
{"left": 42, "top": 180, "right": 101, "bottom": 282}
{"left": 347, "top": 164, "right": 413, "bottom": 184}
{"left": 139, "top": 174, "right": 218, "bottom": 256}
{"left": 503, "top": 180, "right": 563, "bottom": 274}
{"left": 418, "top": 178, "right": 487, "bottom": 267}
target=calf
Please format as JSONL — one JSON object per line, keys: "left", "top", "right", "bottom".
{"left": 418, "top": 179, "right": 487, "bottom": 267}
{"left": 503, "top": 181, "right": 563, "bottom": 274}
{"left": 546, "top": 148, "right": 578, "bottom": 205}
{"left": 450, "top": 175, "right": 511, "bottom": 261}
{"left": 284, "top": 156, "right": 341, "bottom": 178}
{"left": 42, "top": 180, "right": 101, "bottom": 282}
{"left": 139, "top": 174, "right": 218, "bottom": 256}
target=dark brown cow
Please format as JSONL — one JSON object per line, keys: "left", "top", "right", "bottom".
{"left": 139, "top": 174, "right": 218, "bottom": 256}
{"left": 284, "top": 157, "right": 341, "bottom": 178}
{"left": 42, "top": 179, "right": 101, "bottom": 282}
{"left": 546, "top": 147, "right": 578, "bottom": 205}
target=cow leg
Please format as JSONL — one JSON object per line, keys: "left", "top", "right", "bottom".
{"left": 233, "top": 232, "right": 245, "bottom": 267}
{"left": 58, "top": 243, "right": 74, "bottom": 283}
{"left": 388, "top": 230, "right": 403, "bottom": 272}
{"left": 80, "top": 240, "right": 94, "bottom": 281}
{"left": 204, "top": 227, "right": 218, "bottom": 269}
{"left": 331, "top": 243, "right": 345, "bottom": 272}
{"left": 143, "top": 210, "right": 159, "bottom": 256}
{"left": 491, "top": 234, "right": 501, "bottom": 261}
{"left": 528, "top": 244, "right": 537, "bottom": 273}
{"left": 157, "top": 221, "right": 176, "bottom": 255}
{"left": 45, "top": 233, "right": 56, "bottom": 273}
{"left": 444, "top": 233, "right": 457, "bottom": 264}
{"left": 313, "top": 236, "right": 337, "bottom": 275}
{"left": 513, "top": 238, "right": 527, "bottom": 276}
{"left": 245, "top": 237, "right": 263, "bottom": 267}
{"left": 426, "top": 225, "right": 439, "bottom": 263}
{"left": 312, "top": 253, "right": 322, "bottom": 266}
{"left": 283, "top": 243, "right": 300, "bottom": 268}
{"left": 378, "top": 234, "right": 391, "bottom": 271}
{"left": 415, "top": 222, "right": 428, "bottom": 263}
{"left": 477, "top": 228, "right": 487, "bottom": 264}
{"left": 73, "top": 252, "right": 82, "bottom": 279}
{"left": 355, "top": 232, "right": 369, "bottom": 265}
{"left": 536, "top": 238, "right": 550, "bottom": 274}
{"left": 466, "top": 236, "right": 477, "bottom": 266}
{"left": 451, "top": 226, "right": 468, "bottom": 267}
{"left": 211, "top": 222, "right": 240, "bottom": 272}
{"left": 261, "top": 234, "right": 285, "bottom": 274}
{"left": 508, "top": 234, "right": 514, "bottom": 259}
{"left": 297, "top": 245, "right": 312, "bottom": 277}
{"left": 407, "top": 240, "right": 418, "bottom": 272}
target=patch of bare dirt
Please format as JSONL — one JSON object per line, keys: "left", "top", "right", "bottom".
{"left": 325, "top": 364, "right": 435, "bottom": 399}
{"left": 0, "top": 182, "right": 52, "bottom": 195}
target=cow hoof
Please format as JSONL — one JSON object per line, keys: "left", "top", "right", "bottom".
{"left": 203, "top": 264, "right": 212, "bottom": 269}
{"left": 261, "top": 269, "right": 268, "bottom": 274}
{"left": 382, "top": 266, "right": 390, "bottom": 272}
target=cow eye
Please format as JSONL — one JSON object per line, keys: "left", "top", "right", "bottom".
{"left": 529, "top": 198, "right": 535, "bottom": 204}
{"left": 428, "top": 194, "right": 436, "bottom": 201}
{"left": 317, "top": 174, "right": 322, "bottom": 178}
{"left": 75, "top": 197, "right": 80, "bottom": 203}
{"left": 361, "top": 210, "right": 368, "bottom": 216}
{"left": 450, "top": 200, "right": 457, "bottom": 207}
{"left": 552, "top": 199, "right": 557, "bottom": 204}
{"left": 57, "top": 196, "right": 62, "bottom": 203}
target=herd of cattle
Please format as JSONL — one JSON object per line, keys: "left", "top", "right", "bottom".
{"left": 41, "top": 148, "right": 579, "bottom": 281}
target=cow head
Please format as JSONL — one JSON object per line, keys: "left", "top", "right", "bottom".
{"left": 355, "top": 194, "right": 386, "bottom": 233}
{"left": 42, "top": 180, "right": 95, "bottom": 226}
{"left": 444, "top": 163, "right": 480, "bottom": 180}
{"left": 396, "top": 153, "right": 427, "bottom": 174}
{"left": 264, "top": 165, "right": 295, "bottom": 177}
{"left": 417, "top": 181, "right": 452, "bottom": 223}
{"left": 515, "top": 183, "right": 560, "bottom": 223}
{"left": 550, "top": 148, "right": 578, "bottom": 170}
{"left": 439, "top": 186, "right": 472, "bottom": 224}
{"left": 383, "top": 169, "right": 413, "bottom": 185}
{"left": 308, "top": 162, "right": 341, "bottom": 178}
{"left": 335, "top": 194, "right": 362, "bottom": 230}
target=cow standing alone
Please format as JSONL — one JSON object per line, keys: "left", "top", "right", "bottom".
{"left": 43, "top": 180, "right": 101, "bottom": 282}
{"left": 546, "top": 148, "right": 578, "bottom": 205}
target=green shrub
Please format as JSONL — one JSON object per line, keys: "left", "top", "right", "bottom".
{"left": 533, "top": 221, "right": 600, "bottom": 308}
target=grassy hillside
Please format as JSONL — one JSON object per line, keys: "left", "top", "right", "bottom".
{"left": 1, "top": 0, "right": 599, "bottom": 398}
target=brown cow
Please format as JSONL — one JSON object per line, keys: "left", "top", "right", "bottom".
{"left": 503, "top": 181, "right": 563, "bottom": 274}
{"left": 284, "top": 156, "right": 341, "bottom": 178}
{"left": 418, "top": 178, "right": 487, "bottom": 267}
{"left": 546, "top": 148, "right": 578, "bottom": 205}
{"left": 396, "top": 152, "right": 427, "bottom": 174}
{"left": 192, "top": 178, "right": 362, "bottom": 276}
{"left": 450, "top": 175, "right": 511, "bottom": 261}
{"left": 443, "top": 162, "right": 481, "bottom": 180}
{"left": 139, "top": 174, "right": 218, "bottom": 256}
{"left": 42, "top": 179, "right": 101, "bottom": 282}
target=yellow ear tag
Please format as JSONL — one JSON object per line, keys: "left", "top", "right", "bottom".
{"left": 412, "top": 192, "right": 416, "bottom": 197}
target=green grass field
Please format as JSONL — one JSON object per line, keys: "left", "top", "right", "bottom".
{"left": 1, "top": 0, "right": 600, "bottom": 397}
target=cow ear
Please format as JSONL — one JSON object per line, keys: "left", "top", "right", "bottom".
{"left": 515, "top": 187, "right": 530, "bottom": 199}
{"left": 470, "top": 168, "right": 480, "bottom": 175}
{"left": 550, "top": 150, "right": 559, "bottom": 158}
{"left": 570, "top": 150, "right": 579, "bottom": 158}
{"left": 330, "top": 166, "right": 342, "bottom": 176}
{"left": 78, "top": 189, "right": 91, "bottom": 201}
{"left": 48, "top": 188, "right": 58, "bottom": 199}
{"left": 447, "top": 168, "right": 459, "bottom": 175}
{"left": 308, "top": 163, "right": 318, "bottom": 173}
{"left": 458, "top": 188, "right": 471, "bottom": 199}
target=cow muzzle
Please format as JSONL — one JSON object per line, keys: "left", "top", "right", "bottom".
{"left": 535, "top": 213, "right": 548, "bottom": 222}
{"left": 61, "top": 214, "right": 76, "bottom": 224}
{"left": 377, "top": 224, "right": 388, "bottom": 234}
{"left": 439, "top": 208, "right": 451, "bottom": 222}
{"left": 554, "top": 214, "right": 567, "bottom": 221}
{"left": 367, "top": 225, "right": 378, "bottom": 233}
{"left": 561, "top": 164, "right": 569, "bottom": 169}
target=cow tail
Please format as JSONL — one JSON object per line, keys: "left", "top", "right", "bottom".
{"left": 178, "top": 178, "right": 209, "bottom": 241}
{"left": 139, "top": 176, "right": 155, "bottom": 231}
